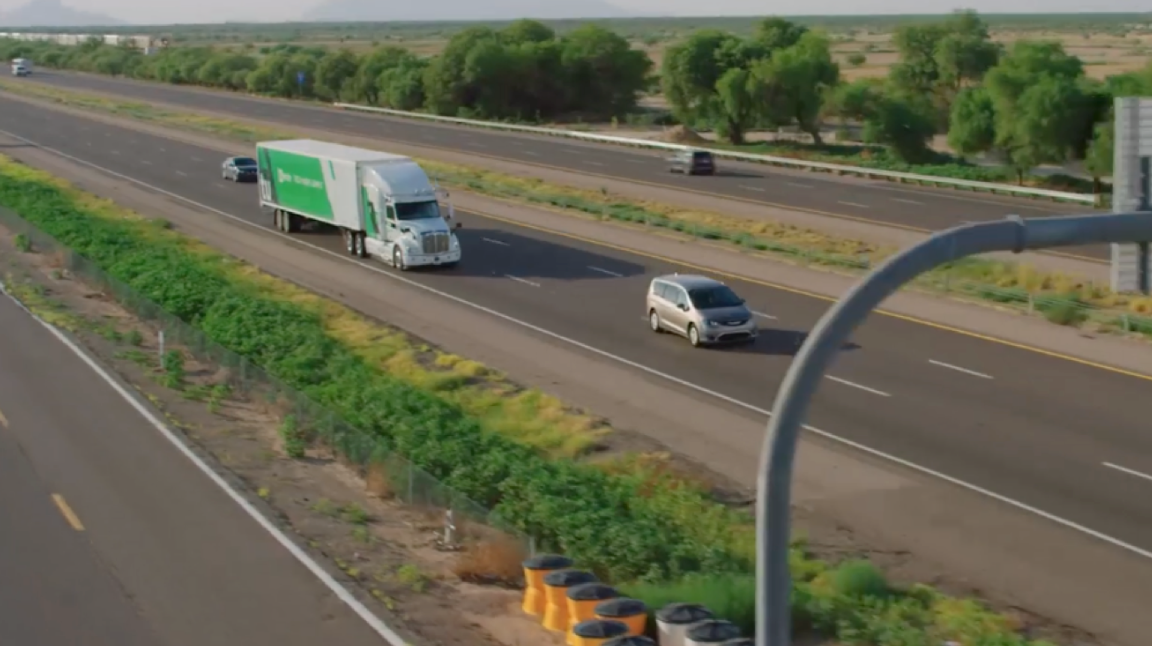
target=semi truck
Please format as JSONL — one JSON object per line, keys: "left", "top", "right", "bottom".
{"left": 11, "top": 58, "right": 31, "bottom": 76}
{"left": 256, "top": 139, "right": 461, "bottom": 269}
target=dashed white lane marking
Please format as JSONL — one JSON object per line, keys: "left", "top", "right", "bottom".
{"left": 190, "top": 156, "right": 201, "bottom": 162}
{"left": 583, "top": 160, "right": 604, "bottom": 166}
{"left": 930, "top": 359, "right": 993, "bottom": 379}
{"left": 505, "top": 274, "right": 540, "bottom": 287}
{"left": 140, "top": 160, "right": 152, "bottom": 165}
{"left": 827, "top": 376, "right": 891, "bottom": 397}
{"left": 11, "top": 128, "right": 1152, "bottom": 563}
{"left": 482, "top": 237, "right": 509, "bottom": 246}
{"left": 752, "top": 310, "right": 777, "bottom": 320}
{"left": 893, "top": 198, "right": 924, "bottom": 205}
{"left": 740, "top": 185, "right": 765, "bottom": 192}
{"left": 1104, "top": 462, "right": 1152, "bottom": 484}
{"left": 787, "top": 182, "right": 813, "bottom": 188}
{"left": 109, "top": 149, "right": 120, "bottom": 155}
{"left": 588, "top": 266, "right": 622, "bottom": 277}
{"left": 523, "top": 151, "right": 539, "bottom": 156}
{"left": 175, "top": 170, "right": 187, "bottom": 176}
{"left": 838, "top": 201, "right": 870, "bottom": 208}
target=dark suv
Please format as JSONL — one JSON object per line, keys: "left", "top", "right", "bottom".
{"left": 668, "top": 150, "right": 715, "bottom": 175}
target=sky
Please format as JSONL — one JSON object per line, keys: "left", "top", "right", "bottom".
{"left": 2, "top": 0, "right": 1151, "bottom": 26}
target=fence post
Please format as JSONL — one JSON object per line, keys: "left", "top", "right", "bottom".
{"left": 407, "top": 460, "right": 415, "bottom": 504}
{"left": 157, "top": 329, "right": 165, "bottom": 362}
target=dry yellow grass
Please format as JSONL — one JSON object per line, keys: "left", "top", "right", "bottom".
{"left": 0, "top": 157, "right": 606, "bottom": 460}
{"left": 6, "top": 77, "right": 1151, "bottom": 324}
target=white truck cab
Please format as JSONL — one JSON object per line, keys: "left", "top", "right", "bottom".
{"left": 11, "top": 58, "right": 30, "bottom": 76}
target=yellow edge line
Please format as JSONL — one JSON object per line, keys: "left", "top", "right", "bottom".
{"left": 468, "top": 206, "right": 1152, "bottom": 384}
{"left": 51, "top": 493, "right": 85, "bottom": 531}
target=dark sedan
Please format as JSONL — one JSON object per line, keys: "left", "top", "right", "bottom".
{"left": 221, "top": 156, "right": 258, "bottom": 182}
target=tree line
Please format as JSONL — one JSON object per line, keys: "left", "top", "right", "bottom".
{"left": 2, "top": 11, "right": 1148, "bottom": 184}
{"left": 0, "top": 20, "right": 653, "bottom": 122}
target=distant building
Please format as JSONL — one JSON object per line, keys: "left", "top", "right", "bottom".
{"left": 0, "top": 31, "right": 164, "bottom": 54}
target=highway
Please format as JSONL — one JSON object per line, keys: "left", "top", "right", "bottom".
{"left": 20, "top": 71, "right": 1111, "bottom": 261}
{"left": 0, "top": 273, "right": 387, "bottom": 643}
{"left": 2, "top": 95, "right": 1151, "bottom": 562}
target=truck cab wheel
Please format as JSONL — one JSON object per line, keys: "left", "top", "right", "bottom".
{"left": 392, "top": 245, "right": 407, "bottom": 270}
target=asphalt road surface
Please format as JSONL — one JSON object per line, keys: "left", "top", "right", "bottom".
{"left": 1, "top": 97, "right": 1151, "bottom": 561}
{"left": 20, "top": 71, "right": 1111, "bottom": 261}
{"left": 0, "top": 274, "right": 388, "bottom": 643}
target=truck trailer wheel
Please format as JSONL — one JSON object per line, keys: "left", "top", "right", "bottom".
{"left": 285, "top": 212, "right": 299, "bottom": 234}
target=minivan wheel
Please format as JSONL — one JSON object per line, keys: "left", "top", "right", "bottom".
{"left": 687, "top": 324, "right": 701, "bottom": 347}
{"left": 649, "top": 310, "right": 662, "bottom": 333}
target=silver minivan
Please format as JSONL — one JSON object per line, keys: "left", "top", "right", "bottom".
{"left": 646, "top": 274, "right": 758, "bottom": 347}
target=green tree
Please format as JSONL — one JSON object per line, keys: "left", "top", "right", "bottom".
{"left": 947, "top": 86, "right": 996, "bottom": 158}
{"left": 313, "top": 49, "right": 359, "bottom": 101}
{"left": 889, "top": 23, "right": 947, "bottom": 96}
{"left": 560, "top": 24, "right": 652, "bottom": 117}
{"left": 846, "top": 52, "right": 866, "bottom": 67}
{"left": 352, "top": 46, "right": 414, "bottom": 105}
{"left": 661, "top": 30, "right": 744, "bottom": 127}
{"left": 501, "top": 19, "right": 555, "bottom": 45}
{"left": 753, "top": 17, "right": 808, "bottom": 51}
{"left": 752, "top": 31, "right": 840, "bottom": 144}
{"left": 984, "top": 40, "right": 1089, "bottom": 182}
{"left": 713, "top": 67, "right": 759, "bottom": 144}
{"left": 862, "top": 93, "right": 938, "bottom": 163}
{"left": 196, "top": 52, "right": 257, "bottom": 90}
{"left": 378, "top": 56, "right": 428, "bottom": 111}
{"left": 422, "top": 26, "right": 500, "bottom": 115}
{"left": 1084, "top": 115, "right": 1114, "bottom": 194}
{"left": 934, "top": 10, "right": 1000, "bottom": 93}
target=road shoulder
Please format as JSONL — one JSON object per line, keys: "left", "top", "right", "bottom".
{"left": 1, "top": 129, "right": 1149, "bottom": 645}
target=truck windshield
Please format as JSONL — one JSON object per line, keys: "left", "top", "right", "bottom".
{"left": 395, "top": 200, "right": 441, "bottom": 221}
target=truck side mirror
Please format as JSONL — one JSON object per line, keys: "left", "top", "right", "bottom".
{"left": 455, "top": 221, "right": 462, "bottom": 229}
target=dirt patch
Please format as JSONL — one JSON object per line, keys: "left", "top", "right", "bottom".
{"left": 0, "top": 225, "right": 559, "bottom": 646}
{"left": 655, "top": 124, "right": 708, "bottom": 144}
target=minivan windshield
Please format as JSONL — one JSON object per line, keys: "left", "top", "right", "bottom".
{"left": 395, "top": 200, "right": 442, "bottom": 221}
{"left": 688, "top": 285, "right": 743, "bottom": 309}
{"left": 234, "top": 157, "right": 256, "bottom": 167}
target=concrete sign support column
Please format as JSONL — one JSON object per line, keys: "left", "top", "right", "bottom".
{"left": 1111, "top": 97, "right": 1152, "bottom": 294}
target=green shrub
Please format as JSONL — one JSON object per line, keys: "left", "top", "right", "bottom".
{"left": 0, "top": 162, "right": 1052, "bottom": 645}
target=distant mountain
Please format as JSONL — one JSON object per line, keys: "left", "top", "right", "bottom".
{"left": 301, "top": 0, "right": 632, "bottom": 22}
{"left": 0, "top": 0, "right": 123, "bottom": 27}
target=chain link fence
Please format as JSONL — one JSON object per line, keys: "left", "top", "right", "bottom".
{"left": 0, "top": 206, "right": 537, "bottom": 558}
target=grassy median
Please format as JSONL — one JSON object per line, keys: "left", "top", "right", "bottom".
{"left": 0, "top": 155, "right": 1062, "bottom": 644}
{"left": 1, "top": 77, "right": 1150, "bottom": 339}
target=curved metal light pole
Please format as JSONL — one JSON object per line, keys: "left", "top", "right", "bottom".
{"left": 755, "top": 212, "right": 1152, "bottom": 646}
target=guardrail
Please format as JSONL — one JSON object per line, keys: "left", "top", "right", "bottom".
{"left": 333, "top": 103, "right": 1098, "bottom": 206}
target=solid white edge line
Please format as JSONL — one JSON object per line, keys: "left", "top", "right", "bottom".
{"left": 0, "top": 287, "right": 405, "bottom": 645}
{"left": 1103, "top": 462, "right": 1152, "bottom": 484}
{"left": 504, "top": 274, "right": 540, "bottom": 287}
{"left": 588, "top": 266, "right": 623, "bottom": 277}
{"left": 5, "top": 128, "right": 1152, "bottom": 563}
{"left": 929, "top": 359, "right": 993, "bottom": 379}
{"left": 826, "top": 375, "right": 891, "bottom": 397}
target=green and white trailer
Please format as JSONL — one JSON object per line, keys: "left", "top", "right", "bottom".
{"left": 255, "top": 139, "right": 461, "bottom": 269}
